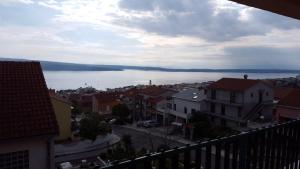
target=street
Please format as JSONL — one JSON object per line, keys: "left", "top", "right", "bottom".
{"left": 112, "top": 125, "right": 184, "bottom": 152}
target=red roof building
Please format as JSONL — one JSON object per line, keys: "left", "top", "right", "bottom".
{"left": 0, "top": 61, "right": 58, "bottom": 169}
{"left": 208, "top": 78, "right": 261, "bottom": 92}
{"left": 277, "top": 89, "right": 300, "bottom": 122}
{"left": 274, "top": 87, "right": 294, "bottom": 101}
{"left": 92, "top": 92, "right": 121, "bottom": 114}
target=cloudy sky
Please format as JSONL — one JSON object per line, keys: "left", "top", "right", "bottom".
{"left": 0, "top": 0, "right": 300, "bottom": 69}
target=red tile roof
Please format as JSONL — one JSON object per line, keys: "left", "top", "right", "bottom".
{"left": 94, "top": 92, "right": 121, "bottom": 103}
{"left": 147, "top": 96, "right": 165, "bottom": 104}
{"left": 140, "top": 86, "right": 169, "bottom": 96}
{"left": 274, "top": 87, "right": 294, "bottom": 100}
{"left": 0, "top": 61, "right": 58, "bottom": 140}
{"left": 207, "top": 78, "right": 260, "bottom": 92}
{"left": 278, "top": 89, "right": 300, "bottom": 108}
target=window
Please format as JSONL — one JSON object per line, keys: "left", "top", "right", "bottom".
{"left": 184, "top": 107, "right": 187, "bottom": 114}
{"left": 266, "top": 92, "right": 269, "bottom": 96}
{"left": 191, "top": 109, "right": 196, "bottom": 114}
{"left": 221, "top": 119, "right": 227, "bottom": 126}
{"left": 167, "top": 103, "right": 172, "bottom": 109}
{"left": 221, "top": 104, "right": 225, "bottom": 115}
{"left": 238, "top": 107, "right": 242, "bottom": 117}
{"left": 173, "top": 104, "right": 176, "bottom": 111}
{"left": 230, "top": 92, "right": 236, "bottom": 103}
{"left": 251, "top": 93, "right": 254, "bottom": 98}
{"left": 211, "top": 90, "right": 216, "bottom": 100}
{"left": 204, "top": 89, "right": 207, "bottom": 95}
{"left": 211, "top": 117, "right": 215, "bottom": 122}
{"left": 210, "top": 103, "right": 215, "bottom": 113}
{"left": 0, "top": 150, "right": 29, "bottom": 169}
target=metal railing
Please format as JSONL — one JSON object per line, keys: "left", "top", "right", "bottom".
{"left": 101, "top": 119, "right": 300, "bottom": 169}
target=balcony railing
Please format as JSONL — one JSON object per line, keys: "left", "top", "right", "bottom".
{"left": 101, "top": 119, "right": 300, "bottom": 169}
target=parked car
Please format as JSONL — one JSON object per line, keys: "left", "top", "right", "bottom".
{"left": 143, "top": 120, "right": 159, "bottom": 128}
{"left": 136, "top": 121, "right": 144, "bottom": 127}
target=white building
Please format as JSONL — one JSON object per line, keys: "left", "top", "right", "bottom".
{"left": 204, "top": 78, "right": 274, "bottom": 128}
{"left": 166, "top": 88, "right": 206, "bottom": 124}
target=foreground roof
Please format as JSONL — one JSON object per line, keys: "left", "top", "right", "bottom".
{"left": 230, "top": 0, "right": 300, "bottom": 20}
{"left": 278, "top": 89, "right": 300, "bottom": 108}
{"left": 0, "top": 61, "right": 58, "bottom": 140}
{"left": 208, "top": 78, "right": 260, "bottom": 92}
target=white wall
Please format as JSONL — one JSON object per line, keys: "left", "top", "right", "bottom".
{"left": 0, "top": 137, "right": 53, "bottom": 169}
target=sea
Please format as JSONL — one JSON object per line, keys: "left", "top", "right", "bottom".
{"left": 43, "top": 70, "right": 298, "bottom": 90}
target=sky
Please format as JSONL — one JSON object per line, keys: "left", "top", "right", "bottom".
{"left": 0, "top": 0, "right": 300, "bottom": 69}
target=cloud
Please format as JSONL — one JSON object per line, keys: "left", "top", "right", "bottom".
{"left": 0, "top": 0, "right": 34, "bottom": 5}
{"left": 224, "top": 46, "right": 300, "bottom": 69}
{"left": 117, "top": 0, "right": 300, "bottom": 41}
{"left": 0, "top": 0, "right": 300, "bottom": 69}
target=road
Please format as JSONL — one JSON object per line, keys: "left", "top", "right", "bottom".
{"left": 112, "top": 125, "right": 184, "bottom": 152}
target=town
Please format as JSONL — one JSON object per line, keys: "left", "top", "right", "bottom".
{"left": 1, "top": 0, "right": 300, "bottom": 168}
{"left": 1, "top": 61, "right": 300, "bottom": 169}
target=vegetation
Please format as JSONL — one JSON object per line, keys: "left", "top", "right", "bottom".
{"left": 79, "top": 112, "right": 111, "bottom": 141}
{"left": 189, "top": 112, "right": 239, "bottom": 139}
{"left": 105, "top": 134, "right": 138, "bottom": 161}
{"left": 112, "top": 104, "right": 130, "bottom": 120}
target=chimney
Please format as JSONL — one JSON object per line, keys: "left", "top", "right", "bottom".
{"left": 244, "top": 74, "right": 248, "bottom": 80}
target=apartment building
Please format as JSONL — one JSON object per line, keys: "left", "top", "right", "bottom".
{"left": 205, "top": 78, "right": 274, "bottom": 128}
{"left": 166, "top": 88, "right": 206, "bottom": 125}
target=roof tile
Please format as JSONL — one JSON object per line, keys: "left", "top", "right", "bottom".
{"left": 0, "top": 61, "right": 58, "bottom": 140}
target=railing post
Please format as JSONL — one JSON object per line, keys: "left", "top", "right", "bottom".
{"left": 184, "top": 144, "right": 191, "bottom": 169}
{"left": 158, "top": 151, "right": 165, "bottom": 169}
{"left": 258, "top": 130, "right": 266, "bottom": 169}
{"left": 171, "top": 151, "right": 179, "bottom": 169}
{"left": 214, "top": 143, "right": 221, "bottom": 169}
{"left": 205, "top": 145, "right": 211, "bottom": 169}
{"left": 144, "top": 154, "right": 152, "bottom": 169}
{"left": 239, "top": 135, "right": 248, "bottom": 169}
{"left": 232, "top": 140, "right": 238, "bottom": 169}
{"left": 224, "top": 142, "right": 230, "bottom": 169}
{"left": 195, "top": 146, "right": 202, "bottom": 169}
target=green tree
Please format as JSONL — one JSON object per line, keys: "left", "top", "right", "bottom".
{"left": 79, "top": 112, "right": 109, "bottom": 141}
{"left": 112, "top": 104, "right": 130, "bottom": 119}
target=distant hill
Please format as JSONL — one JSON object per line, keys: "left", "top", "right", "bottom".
{"left": 1, "top": 57, "right": 300, "bottom": 73}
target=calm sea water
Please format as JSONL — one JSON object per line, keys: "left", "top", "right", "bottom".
{"left": 43, "top": 70, "right": 298, "bottom": 90}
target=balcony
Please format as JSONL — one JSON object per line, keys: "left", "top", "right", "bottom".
{"left": 205, "top": 98, "right": 243, "bottom": 107}
{"left": 101, "top": 119, "right": 300, "bottom": 169}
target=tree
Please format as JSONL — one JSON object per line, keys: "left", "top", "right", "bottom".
{"left": 79, "top": 112, "right": 109, "bottom": 141}
{"left": 121, "top": 135, "right": 135, "bottom": 157}
{"left": 112, "top": 104, "right": 130, "bottom": 119}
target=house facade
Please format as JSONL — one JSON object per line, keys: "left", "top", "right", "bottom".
{"left": 205, "top": 78, "right": 274, "bottom": 128}
{"left": 0, "top": 61, "right": 58, "bottom": 169}
{"left": 92, "top": 92, "right": 121, "bottom": 115}
{"left": 135, "top": 86, "right": 177, "bottom": 122}
{"left": 49, "top": 91, "right": 72, "bottom": 141}
{"left": 166, "top": 88, "right": 206, "bottom": 125}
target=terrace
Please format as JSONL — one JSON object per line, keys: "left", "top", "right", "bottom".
{"left": 102, "top": 119, "right": 300, "bottom": 169}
